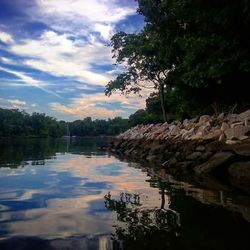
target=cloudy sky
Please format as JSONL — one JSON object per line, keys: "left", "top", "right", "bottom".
{"left": 0, "top": 0, "right": 145, "bottom": 121}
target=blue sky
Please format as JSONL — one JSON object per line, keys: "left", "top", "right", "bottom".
{"left": 0, "top": 0, "right": 145, "bottom": 121}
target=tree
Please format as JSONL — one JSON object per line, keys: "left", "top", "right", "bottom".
{"left": 105, "top": 30, "right": 173, "bottom": 122}
{"left": 106, "top": 0, "right": 250, "bottom": 121}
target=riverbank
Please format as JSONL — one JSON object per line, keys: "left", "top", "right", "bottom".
{"left": 109, "top": 110, "right": 250, "bottom": 194}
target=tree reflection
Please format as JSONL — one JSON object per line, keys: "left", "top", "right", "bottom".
{"left": 104, "top": 187, "right": 181, "bottom": 250}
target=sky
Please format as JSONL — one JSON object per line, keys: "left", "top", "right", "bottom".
{"left": 0, "top": 0, "right": 146, "bottom": 121}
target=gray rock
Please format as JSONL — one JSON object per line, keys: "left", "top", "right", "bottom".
{"left": 194, "top": 151, "right": 235, "bottom": 175}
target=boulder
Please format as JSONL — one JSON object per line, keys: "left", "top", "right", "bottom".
{"left": 224, "top": 125, "right": 250, "bottom": 140}
{"left": 238, "top": 110, "right": 250, "bottom": 123}
{"left": 232, "top": 144, "right": 250, "bottom": 157}
{"left": 226, "top": 140, "right": 241, "bottom": 145}
{"left": 203, "top": 129, "right": 221, "bottom": 140}
{"left": 194, "top": 151, "right": 235, "bottom": 175}
{"left": 221, "top": 122, "right": 230, "bottom": 132}
{"left": 229, "top": 161, "right": 250, "bottom": 194}
{"left": 196, "top": 145, "right": 206, "bottom": 152}
{"left": 186, "top": 152, "right": 202, "bottom": 161}
{"left": 199, "top": 115, "right": 212, "bottom": 124}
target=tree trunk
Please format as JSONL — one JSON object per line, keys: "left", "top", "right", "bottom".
{"left": 159, "top": 83, "right": 167, "bottom": 122}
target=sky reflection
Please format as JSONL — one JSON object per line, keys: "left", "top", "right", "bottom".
{"left": 0, "top": 153, "right": 161, "bottom": 240}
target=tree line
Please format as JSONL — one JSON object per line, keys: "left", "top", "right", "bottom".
{"left": 0, "top": 108, "right": 147, "bottom": 138}
{"left": 106, "top": 0, "right": 250, "bottom": 121}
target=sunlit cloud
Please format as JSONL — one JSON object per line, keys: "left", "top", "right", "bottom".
{"left": 50, "top": 92, "right": 147, "bottom": 119}
{"left": 0, "top": 31, "right": 14, "bottom": 44}
{"left": 7, "top": 99, "right": 26, "bottom": 108}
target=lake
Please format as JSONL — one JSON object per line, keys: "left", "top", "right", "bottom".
{"left": 0, "top": 137, "right": 249, "bottom": 250}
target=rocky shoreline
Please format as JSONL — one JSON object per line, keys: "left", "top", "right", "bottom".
{"left": 109, "top": 110, "right": 250, "bottom": 194}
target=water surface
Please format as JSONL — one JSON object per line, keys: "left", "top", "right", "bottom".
{"left": 0, "top": 138, "right": 249, "bottom": 250}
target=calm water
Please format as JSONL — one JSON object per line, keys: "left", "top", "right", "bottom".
{"left": 0, "top": 137, "right": 250, "bottom": 250}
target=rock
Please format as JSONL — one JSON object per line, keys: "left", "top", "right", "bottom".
{"left": 203, "top": 129, "right": 221, "bottom": 140}
{"left": 232, "top": 144, "right": 250, "bottom": 157}
{"left": 226, "top": 113, "right": 239, "bottom": 123}
{"left": 219, "top": 133, "right": 226, "bottom": 142}
{"left": 199, "top": 115, "right": 211, "bottom": 124}
{"left": 191, "top": 132, "right": 203, "bottom": 140}
{"left": 194, "top": 151, "right": 235, "bottom": 175}
{"left": 200, "top": 151, "right": 214, "bottom": 161}
{"left": 226, "top": 140, "right": 241, "bottom": 145}
{"left": 224, "top": 125, "right": 250, "bottom": 140}
{"left": 238, "top": 110, "right": 250, "bottom": 122}
{"left": 196, "top": 145, "right": 206, "bottom": 152}
{"left": 186, "top": 152, "right": 202, "bottom": 160}
{"left": 197, "top": 121, "right": 211, "bottom": 134}
{"left": 183, "top": 119, "right": 189, "bottom": 127}
{"left": 231, "top": 122, "right": 244, "bottom": 128}
{"left": 229, "top": 161, "right": 250, "bottom": 194}
{"left": 182, "top": 128, "right": 195, "bottom": 139}
{"left": 239, "top": 135, "right": 249, "bottom": 141}
{"left": 221, "top": 122, "right": 230, "bottom": 132}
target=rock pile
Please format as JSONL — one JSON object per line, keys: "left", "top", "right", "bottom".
{"left": 117, "top": 110, "right": 250, "bottom": 144}
{"left": 111, "top": 110, "right": 250, "bottom": 194}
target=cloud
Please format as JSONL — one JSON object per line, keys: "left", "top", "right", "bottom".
{"left": 9, "top": 30, "right": 113, "bottom": 86}
{"left": 7, "top": 99, "right": 26, "bottom": 108}
{"left": 0, "top": 0, "right": 146, "bottom": 120}
{"left": 0, "top": 57, "right": 16, "bottom": 65}
{"left": 0, "top": 31, "right": 14, "bottom": 43}
{"left": 50, "top": 92, "right": 147, "bottom": 119}
{"left": 0, "top": 66, "right": 61, "bottom": 98}
{"left": 36, "top": 0, "right": 136, "bottom": 24}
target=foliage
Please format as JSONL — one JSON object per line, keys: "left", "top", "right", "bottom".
{"left": 0, "top": 108, "right": 65, "bottom": 138}
{"left": 0, "top": 108, "right": 131, "bottom": 137}
{"left": 104, "top": 191, "right": 181, "bottom": 250}
{"left": 106, "top": 0, "right": 250, "bottom": 121}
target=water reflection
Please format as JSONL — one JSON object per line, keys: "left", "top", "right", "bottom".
{"left": 104, "top": 191, "right": 181, "bottom": 250}
{"left": 0, "top": 138, "right": 249, "bottom": 250}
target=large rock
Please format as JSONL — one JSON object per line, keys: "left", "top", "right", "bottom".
{"left": 194, "top": 152, "right": 235, "bottom": 175}
{"left": 229, "top": 161, "right": 250, "bottom": 194}
{"left": 238, "top": 110, "right": 250, "bottom": 124}
{"left": 203, "top": 129, "right": 221, "bottom": 140}
{"left": 232, "top": 144, "right": 250, "bottom": 157}
{"left": 224, "top": 125, "right": 250, "bottom": 140}
{"left": 199, "top": 115, "right": 212, "bottom": 124}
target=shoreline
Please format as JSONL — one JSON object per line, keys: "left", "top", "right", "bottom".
{"left": 109, "top": 110, "right": 250, "bottom": 194}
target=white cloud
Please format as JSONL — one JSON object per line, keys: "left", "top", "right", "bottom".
{"left": 0, "top": 66, "right": 61, "bottom": 98}
{"left": 0, "top": 57, "right": 15, "bottom": 65}
{"left": 8, "top": 99, "right": 26, "bottom": 108}
{"left": 10, "top": 31, "right": 113, "bottom": 86}
{"left": 0, "top": 31, "right": 14, "bottom": 44}
{"left": 94, "top": 23, "right": 114, "bottom": 40}
{"left": 36, "top": 0, "right": 136, "bottom": 24}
